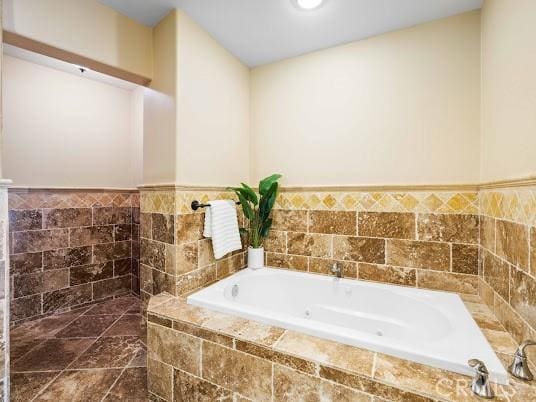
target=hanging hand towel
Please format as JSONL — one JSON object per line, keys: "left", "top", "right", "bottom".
{"left": 203, "top": 200, "right": 242, "bottom": 259}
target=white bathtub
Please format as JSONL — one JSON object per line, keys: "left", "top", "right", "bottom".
{"left": 187, "top": 267, "right": 508, "bottom": 384}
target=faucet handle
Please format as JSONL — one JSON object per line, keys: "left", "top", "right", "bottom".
{"left": 468, "top": 359, "right": 494, "bottom": 399}
{"left": 509, "top": 339, "right": 536, "bottom": 381}
{"left": 469, "top": 359, "right": 489, "bottom": 374}
{"left": 331, "top": 263, "right": 338, "bottom": 273}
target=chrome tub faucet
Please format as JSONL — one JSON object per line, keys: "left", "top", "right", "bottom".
{"left": 509, "top": 340, "right": 536, "bottom": 381}
{"left": 468, "top": 359, "right": 494, "bottom": 399}
{"left": 331, "top": 263, "right": 343, "bottom": 279}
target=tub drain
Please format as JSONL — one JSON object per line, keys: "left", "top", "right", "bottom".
{"left": 304, "top": 309, "right": 311, "bottom": 318}
{"left": 376, "top": 330, "right": 383, "bottom": 337}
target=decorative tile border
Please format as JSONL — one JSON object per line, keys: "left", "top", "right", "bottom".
{"left": 480, "top": 186, "right": 536, "bottom": 226}
{"left": 140, "top": 191, "right": 175, "bottom": 214}
{"left": 275, "top": 191, "right": 479, "bottom": 213}
{"left": 140, "top": 190, "right": 236, "bottom": 215}
{"left": 9, "top": 189, "right": 137, "bottom": 210}
{"left": 140, "top": 188, "right": 479, "bottom": 214}
{"left": 175, "top": 191, "right": 236, "bottom": 215}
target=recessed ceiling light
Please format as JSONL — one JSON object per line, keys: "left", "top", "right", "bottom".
{"left": 292, "top": 0, "right": 324, "bottom": 11}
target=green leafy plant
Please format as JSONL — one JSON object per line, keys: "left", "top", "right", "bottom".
{"left": 229, "top": 174, "right": 282, "bottom": 249}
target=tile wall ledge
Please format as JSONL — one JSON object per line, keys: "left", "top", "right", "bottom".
{"left": 479, "top": 174, "right": 536, "bottom": 189}
{"left": 138, "top": 175, "right": 536, "bottom": 192}
{"left": 138, "top": 183, "right": 481, "bottom": 192}
{"left": 138, "top": 183, "right": 230, "bottom": 191}
{"left": 279, "top": 184, "right": 480, "bottom": 192}
{"left": 5, "top": 178, "right": 533, "bottom": 194}
{"left": 8, "top": 186, "right": 138, "bottom": 193}
{"left": 278, "top": 175, "right": 536, "bottom": 191}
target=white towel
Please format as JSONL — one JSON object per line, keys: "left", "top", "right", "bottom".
{"left": 203, "top": 200, "right": 242, "bottom": 259}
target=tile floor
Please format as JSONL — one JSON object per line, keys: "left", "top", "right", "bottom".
{"left": 10, "top": 295, "right": 147, "bottom": 401}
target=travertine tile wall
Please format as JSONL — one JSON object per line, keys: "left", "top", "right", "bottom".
{"left": 8, "top": 190, "right": 140, "bottom": 324}
{"left": 141, "top": 186, "right": 536, "bottom": 366}
{"left": 479, "top": 186, "right": 536, "bottom": 363}
{"left": 266, "top": 191, "right": 481, "bottom": 295}
{"left": 139, "top": 189, "right": 246, "bottom": 316}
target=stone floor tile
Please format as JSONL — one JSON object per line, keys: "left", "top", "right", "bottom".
{"left": 34, "top": 369, "right": 122, "bottom": 402}
{"left": 84, "top": 296, "right": 139, "bottom": 315}
{"left": 55, "top": 315, "right": 121, "bottom": 338}
{"left": 103, "top": 367, "right": 147, "bottom": 401}
{"left": 12, "top": 338, "right": 96, "bottom": 372}
{"left": 10, "top": 371, "right": 59, "bottom": 402}
{"left": 10, "top": 311, "right": 82, "bottom": 340}
{"left": 70, "top": 336, "right": 143, "bottom": 369}
{"left": 128, "top": 347, "right": 147, "bottom": 368}
{"left": 103, "top": 314, "right": 143, "bottom": 337}
{"left": 10, "top": 337, "right": 46, "bottom": 361}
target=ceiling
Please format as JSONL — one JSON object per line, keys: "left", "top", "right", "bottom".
{"left": 99, "top": 0, "right": 483, "bottom": 67}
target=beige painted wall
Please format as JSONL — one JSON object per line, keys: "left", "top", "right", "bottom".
{"left": 3, "top": 0, "right": 153, "bottom": 78}
{"left": 142, "top": 10, "right": 250, "bottom": 186}
{"left": 250, "top": 11, "right": 481, "bottom": 186}
{"left": 175, "top": 11, "right": 250, "bottom": 186}
{"left": 142, "top": 11, "right": 177, "bottom": 184}
{"left": 2, "top": 55, "right": 142, "bottom": 188}
{"left": 480, "top": 0, "right": 536, "bottom": 181}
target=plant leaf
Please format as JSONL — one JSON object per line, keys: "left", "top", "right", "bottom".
{"left": 259, "top": 182, "right": 278, "bottom": 220}
{"left": 235, "top": 192, "right": 254, "bottom": 220}
{"left": 240, "top": 183, "right": 258, "bottom": 205}
{"left": 259, "top": 174, "right": 282, "bottom": 196}
{"left": 260, "top": 218, "right": 272, "bottom": 238}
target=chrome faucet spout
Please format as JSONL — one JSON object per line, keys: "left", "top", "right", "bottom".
{"left": 331, "top": 263, "right": 343, "bottom": 279}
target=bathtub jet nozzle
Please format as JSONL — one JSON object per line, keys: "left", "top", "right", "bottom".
{"left": 231, "top": 284, "right": 239, "bottom": 298}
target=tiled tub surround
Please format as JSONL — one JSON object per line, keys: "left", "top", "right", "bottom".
{"left": 265, "top": 208, "right": 480, "bottom": 295}
{"left": 8, "top": 189, "right": 141, "bottom": 324}
{"left": 139, "top": 189, "right": 247, "bottom": 315}
{"left": 479, "top": 186, "right": 536, "bottom": 367}
{"left": 147, "top": 293, "right": 536, "bottom": 402}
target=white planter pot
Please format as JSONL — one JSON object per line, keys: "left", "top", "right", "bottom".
{"left": 248, "top": 247, "right": 264, "bottom": 269}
